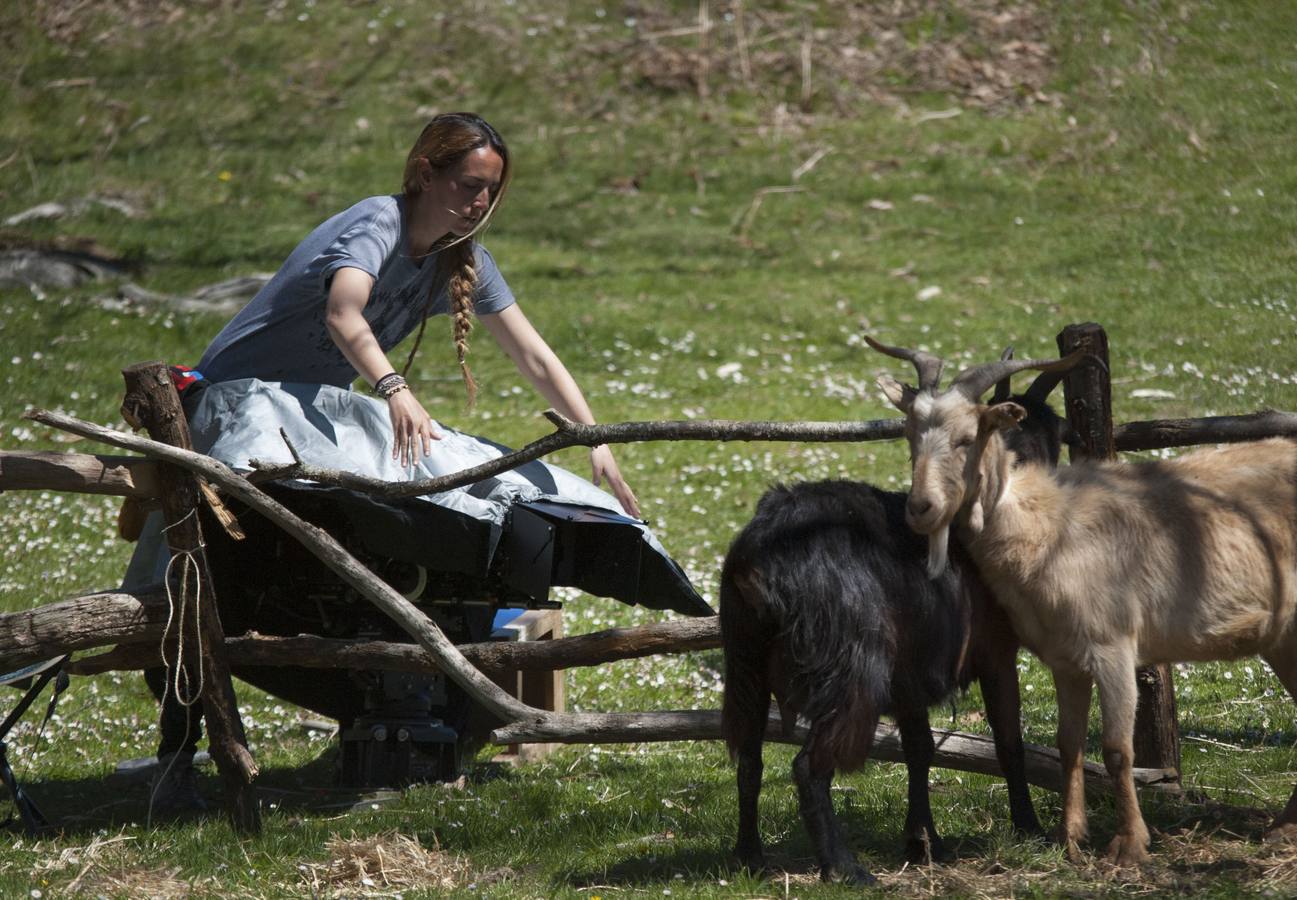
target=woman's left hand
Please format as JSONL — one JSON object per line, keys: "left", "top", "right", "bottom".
{"left": 591, "top": 444, "right": 640, "bottom": 519}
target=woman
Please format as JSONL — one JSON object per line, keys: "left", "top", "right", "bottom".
{"left": 189, "top": 111, "right": 638, "bottom": 515}
{"left": 138, "top": 113, "right": 694, "bottom": 813}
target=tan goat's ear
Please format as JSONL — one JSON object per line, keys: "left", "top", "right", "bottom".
{"left": 982, "top": 401, "right": 1026, "bottom": 432}
{"left": 877, "top": 375, "right": 917, "bottom": 412}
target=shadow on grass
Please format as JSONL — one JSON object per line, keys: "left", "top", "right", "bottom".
{"left": 558, "top": 845, "right": 767, "bottom": 891}
{"left": 0, "top": 744, "right": 440, "bottom": 837}
{"left": 1182, "top": 723, "right": 1297, "bottom": 748}
{"left": 551, "top": 799, "right": 970, "bottom": 890}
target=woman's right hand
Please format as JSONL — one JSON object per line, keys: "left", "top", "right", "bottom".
{"left": 387, "top": 389, "right": 441, "bottom": 467}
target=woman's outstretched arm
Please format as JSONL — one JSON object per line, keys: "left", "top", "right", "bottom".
{"left": 479, "top": 304, "right": 641, "bottom": 518}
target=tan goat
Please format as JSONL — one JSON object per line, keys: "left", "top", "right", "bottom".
{"left": 867, "top": 336, "right": 1297, "bottom": 866}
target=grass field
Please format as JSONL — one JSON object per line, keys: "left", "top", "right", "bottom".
{"left": 2, "top": 0, "right": 1296, "bottom": 895}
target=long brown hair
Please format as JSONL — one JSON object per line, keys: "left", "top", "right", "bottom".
{"left": 400, "top": 113, "right": 511, "bottom": 407}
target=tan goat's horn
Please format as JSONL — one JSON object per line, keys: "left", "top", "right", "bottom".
{"left": 864, "top": 335, "right": 945, "bottom": 392}
{"left": 949, "top": 347, "right": 1089, "bottom": 401}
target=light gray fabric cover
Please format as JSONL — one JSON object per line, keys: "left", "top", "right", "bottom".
{"left": 124, "top": 378, "right": 677, "bottom": 592}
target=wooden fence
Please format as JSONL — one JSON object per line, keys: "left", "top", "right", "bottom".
{"left": 1, "top": 324, "right": 1295, "bottom": 830}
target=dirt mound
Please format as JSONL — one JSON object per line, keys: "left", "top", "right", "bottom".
{"left": 614, "top": 0, "right": 1055, "bottom": 111}
{"left": 31, "top": 0, "right": 234, "bottom": 45}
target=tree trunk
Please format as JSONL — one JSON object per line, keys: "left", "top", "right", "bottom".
{"left": 120, "top": 361, "right": 260, "bottom": 833}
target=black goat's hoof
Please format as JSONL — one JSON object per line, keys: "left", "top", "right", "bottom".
{"left": 1014, "top": 823, "right": 1050, "bottom": 845}
{"left": 904, "top": 835, "right": 951, "bottom": 865}
{"left": 732, "top": 846, "right": 766, "bottom": 876}
{"left": 821, "top": 863, "right": 876, "bottom": 886}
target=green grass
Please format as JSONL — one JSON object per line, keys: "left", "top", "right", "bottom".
{"left": 2, "top": 0, "right": 1297, "bottom": 895}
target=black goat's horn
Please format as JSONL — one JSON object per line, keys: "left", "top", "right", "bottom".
{"left": 950, "top": 348, "right": 1088, "bottom": 401}
{"left": 1024, "top": 368, "right": 1065, "bottom": 402}
{"left": 1024, "top": 352, "right": 1111, "bottom": 401}
{"left": 991, "top": 346, "right": 1015, "bottom": 403}
{"left": 864, "top": 335, "right": 945, "bottom": 392}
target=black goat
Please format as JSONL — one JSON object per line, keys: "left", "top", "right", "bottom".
{"left": 720, "top": 366, "right": 1070, "bottom": 885}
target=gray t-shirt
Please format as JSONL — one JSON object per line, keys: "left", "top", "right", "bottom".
{"left": 196, "top": 194, "right": 515, "bottom": 387}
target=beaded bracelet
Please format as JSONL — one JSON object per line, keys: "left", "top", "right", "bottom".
{"left": 374, "top": 372, "right": 408, "bottom": 400}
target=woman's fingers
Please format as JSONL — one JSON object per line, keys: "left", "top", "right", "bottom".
{"left": 612, "top": 479, "right": 641, "bottom": 519}
{"left": 392, "top": 420, "right": 408, "bottom": 463}
{"left": 418, "top": 419, "right": 441, "bottom": 458}
{"left": 591, "top": 445, "right": 641, "bottom": 518}
{"left": 387, "top": 391, "right": 441, "bottom": 467}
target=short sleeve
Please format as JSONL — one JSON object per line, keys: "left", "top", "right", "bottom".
{"left": 317, "top": 198, "right": 402, "bottom": 289}
{"left": 471, "top": 244, "right": 516, "bottom": 315}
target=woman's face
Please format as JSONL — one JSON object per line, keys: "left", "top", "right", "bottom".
{"left": 420, "top": 146, "right": 505, "bottom": 238}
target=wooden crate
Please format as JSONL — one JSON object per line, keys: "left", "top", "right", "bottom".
{"left": 490, "top": 608, "right": 564, "bottom": 762}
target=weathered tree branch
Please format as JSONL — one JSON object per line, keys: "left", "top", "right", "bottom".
{"left": 49, "top": 615, "right": 1176, "bottom": 797}
{"left": 58, "top": 615, "right": 722, "bottom": 677}
{"left": 65, "top": 637, "right": 1177, "bottom": 796}
{"left": 245, "top": 410, "right": 907, "bottom": 499}
{"left": 22, "top": 407, "right": 548, "bottom": 726}
{"left": 0, "top": 587, "right": 169, "bottom": 673}
{"left": 1113, "top": 409, "right": 1297, "bottom": 452}
{"left": 489, "top": 712, "right": 1179, "bottom": 796}
{"left": 0, "top": 450, "right": 160, "bottom": 498}
{"left": 8, "top": 409, "right": 1296, "bottom": 507}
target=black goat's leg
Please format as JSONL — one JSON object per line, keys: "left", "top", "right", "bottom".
{"left": 897, "top": 710, "right": 950, "bottom": 863}
{"left": 731, "top": 712, "right": 767, "bottom": 873}
{"left": 793, "top": 732, "right": 875, "bottom": 885}
{"left": 975, "top": 640, "right": 1045, "bottom": 837}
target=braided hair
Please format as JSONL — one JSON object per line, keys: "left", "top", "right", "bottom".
{"left": 400, "top": 112, "right": 511, "bottom": 407}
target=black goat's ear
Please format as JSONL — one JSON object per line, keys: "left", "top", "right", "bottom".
{"left": 982, "top": 402, "right": 1026, "bottom": 433}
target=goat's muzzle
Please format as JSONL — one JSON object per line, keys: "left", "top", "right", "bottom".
{"left": 906, "top": 495, "right": 934, "bottom": 525}
{"left": 905, "top": 494, "right": 946, "bottom": 537}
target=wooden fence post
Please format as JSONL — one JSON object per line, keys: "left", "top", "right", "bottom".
{"left": 1056, "top": 324, "right": 1182, "bottom": 777}
{"left": 120, "top": 362, "right": 261, "bottom": 832}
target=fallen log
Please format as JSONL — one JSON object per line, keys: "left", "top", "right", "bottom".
{"left": 0, "top": 450, "right": 160, "bottom": 498}
{"left": 488, "top": 711, "right": 1180, "bottom": 796}
{"left": 1113, "top": 410, "right": 1297, "bottom": 452}
{"left": 66, "top": 617, "right": 723, "bottom": 677}
{"left": 2, "top": 584, "right": 721, "bottom": 676}
{"left": 0, "top": 587, "right": 169, "bottom": 674}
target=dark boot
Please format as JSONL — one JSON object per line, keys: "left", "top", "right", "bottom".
{"left": 148, "top": 751, "right": 207, "bottom": 818}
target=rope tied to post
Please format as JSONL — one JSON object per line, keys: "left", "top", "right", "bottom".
{"left": 160, "top": 507, "right": 206, "bottom": 708}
